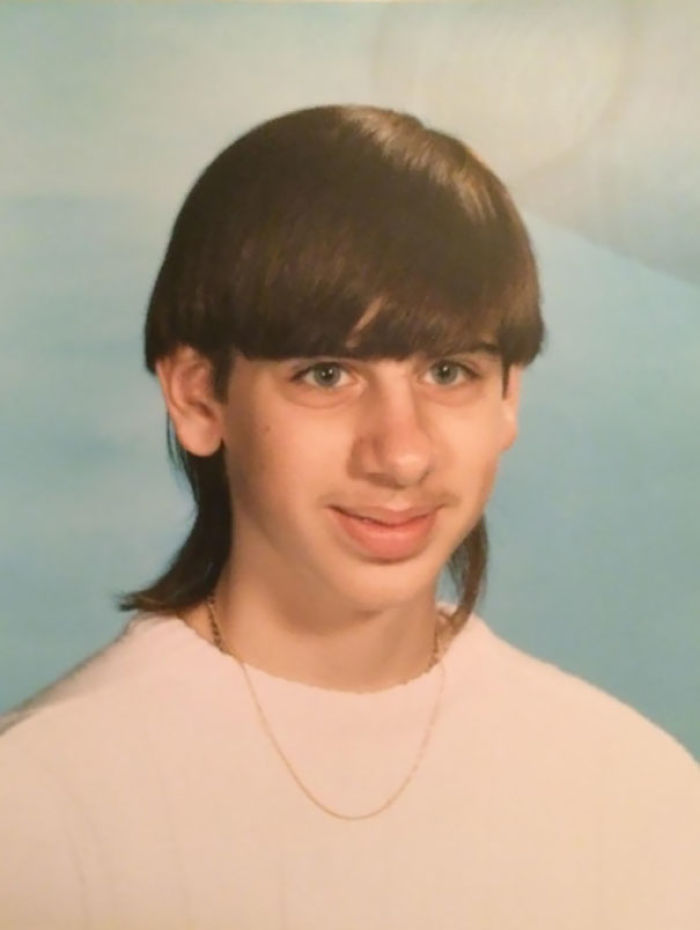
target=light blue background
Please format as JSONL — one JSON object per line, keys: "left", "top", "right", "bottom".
{"left": 1, "top": 2, "right": 698, "bottom": 756}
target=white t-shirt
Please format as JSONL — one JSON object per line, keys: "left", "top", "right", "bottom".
{"left": 1, "top": 611, "right": 698, "bottom": 929}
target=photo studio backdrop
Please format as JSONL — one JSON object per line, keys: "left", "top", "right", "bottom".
{"left": 1, "top": 0, "right": 698, "bottom": 755}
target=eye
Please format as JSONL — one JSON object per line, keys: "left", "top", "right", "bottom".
{"left": 425, "top": 360, "right": 478, "bottom": 386}
{"left": 293, "top": 361, "right": 350, "bottom": 389}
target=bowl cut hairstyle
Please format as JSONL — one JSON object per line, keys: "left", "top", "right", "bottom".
{"left": 122, "top": 105, "right": 545, "bottom": 628}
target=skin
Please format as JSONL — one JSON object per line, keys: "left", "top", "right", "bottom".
{"left": 157, "top": 344, "right": 521, "bottom": 691}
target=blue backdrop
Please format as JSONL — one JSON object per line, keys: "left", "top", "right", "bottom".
{"left": 1, "top": 1, "right": 698, "bottom": 756}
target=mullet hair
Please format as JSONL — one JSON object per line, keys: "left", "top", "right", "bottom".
{"left": 120, "top": 105, "right": 545, "bottom": 630}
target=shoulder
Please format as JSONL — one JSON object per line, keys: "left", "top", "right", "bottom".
{"left": 454, "top": 615, "right": 699, "bottom": 849}
{"left": 451, "top": 614, "right": 698, "bottom": 779}
{"left": 0, "top": 613, "right": 212, "bottom": 752}
{"left": 0, "top": 614, "right": 218, "bottom": 927}
{"left": 0, "top": 612, "right": 232, "bottom": 853}
{"left": 444, "top": 615, "right": 700, "bottom": 925}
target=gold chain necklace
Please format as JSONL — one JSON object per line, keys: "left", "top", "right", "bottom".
{"left": 204, "top": 595, "right": 446, "bottom": 821}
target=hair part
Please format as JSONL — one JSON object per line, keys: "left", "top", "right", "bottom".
{"left": 121, "top": 105, "right": 545, "bottom": 626}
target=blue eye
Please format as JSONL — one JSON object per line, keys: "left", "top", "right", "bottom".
{"left": 427, "top": 361, "right": 475, "bottom": 385}
{"left": 291, "top": 358, "right": 478, "bottom": 391}
{"left": 295, "top": 362, "right": 348, "bottom": 388}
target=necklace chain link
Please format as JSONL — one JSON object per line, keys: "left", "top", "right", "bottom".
{"left": 204, "top": 595, "right": 446, "bottom": 821}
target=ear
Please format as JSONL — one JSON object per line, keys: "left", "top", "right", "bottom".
{"left": 155, "top": 347, "right": 225, "bottom": 456}
{"left": 500, "top": 365, "right": 522, "bottom": 451}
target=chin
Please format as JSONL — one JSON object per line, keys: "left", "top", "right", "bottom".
{"left": 326, "top": 557, "right": 441, "bottom": 613}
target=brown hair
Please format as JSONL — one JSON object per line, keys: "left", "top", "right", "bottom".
{"left": 121, "top": 105, "right": 544, "bottom": 624}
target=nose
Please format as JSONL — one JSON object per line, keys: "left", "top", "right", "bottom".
{"left": 350, "top": 374, "right": 435, "bottom": 488}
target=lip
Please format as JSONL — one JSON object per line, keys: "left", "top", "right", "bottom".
{"left": 334, "top": 505, "right": 437, "bottom": 526}
{"left": 330, "top": 506, "right": 439, "bottom": 560}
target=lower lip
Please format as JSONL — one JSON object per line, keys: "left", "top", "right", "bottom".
{"left": 331, "top": 508, "right": 438, "bottom": 560}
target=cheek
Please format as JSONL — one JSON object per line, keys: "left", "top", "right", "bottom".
{"left": 446, "top": 415, "right": 509, "bottom": 512}
{"left": 452, "top": 410, "right": 508, "bottom": 467}
{"left": 222, "top": 415, "right": 274, "bottom": 504}
{"left": 226, "top": 418, "right": 333, "bottom": 512}
{"left": 482, "top": 395, "right": 517, "bottom": 455}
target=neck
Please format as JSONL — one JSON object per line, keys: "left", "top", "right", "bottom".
{"left": 187, "top": 562, "right": 444, "bottom": 692}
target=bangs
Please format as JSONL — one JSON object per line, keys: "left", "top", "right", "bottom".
{"left": 145, "top": 106, "right": 543, "bottom": 376}
{"left": 225, "top": 183, "right": 540, "bottom": 365}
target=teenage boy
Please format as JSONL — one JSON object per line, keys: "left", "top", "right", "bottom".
{"left": 1, "top": 105, "right": 698, "bottom": 929}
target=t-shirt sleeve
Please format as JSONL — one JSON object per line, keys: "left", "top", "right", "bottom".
{"left": 0, "top": 739, "right": 90, "bottom": 930}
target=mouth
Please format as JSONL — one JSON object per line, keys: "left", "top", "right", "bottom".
{"left": 330, "top": 506, "right": 439, "bottom": 560}
{"left": 333, "top": 506, "right": 437, "bottom": 526}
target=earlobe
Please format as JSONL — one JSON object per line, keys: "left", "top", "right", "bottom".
{"left": 156, "top": 347, "right": 225, "bottom": 457}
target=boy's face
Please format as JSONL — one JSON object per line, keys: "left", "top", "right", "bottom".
{"left": 206, "top": 347, "right": 521, "bottom": 611}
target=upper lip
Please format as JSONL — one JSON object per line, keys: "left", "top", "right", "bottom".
{"left": 334, "top": 505, "right": 438, "bottom": 525}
